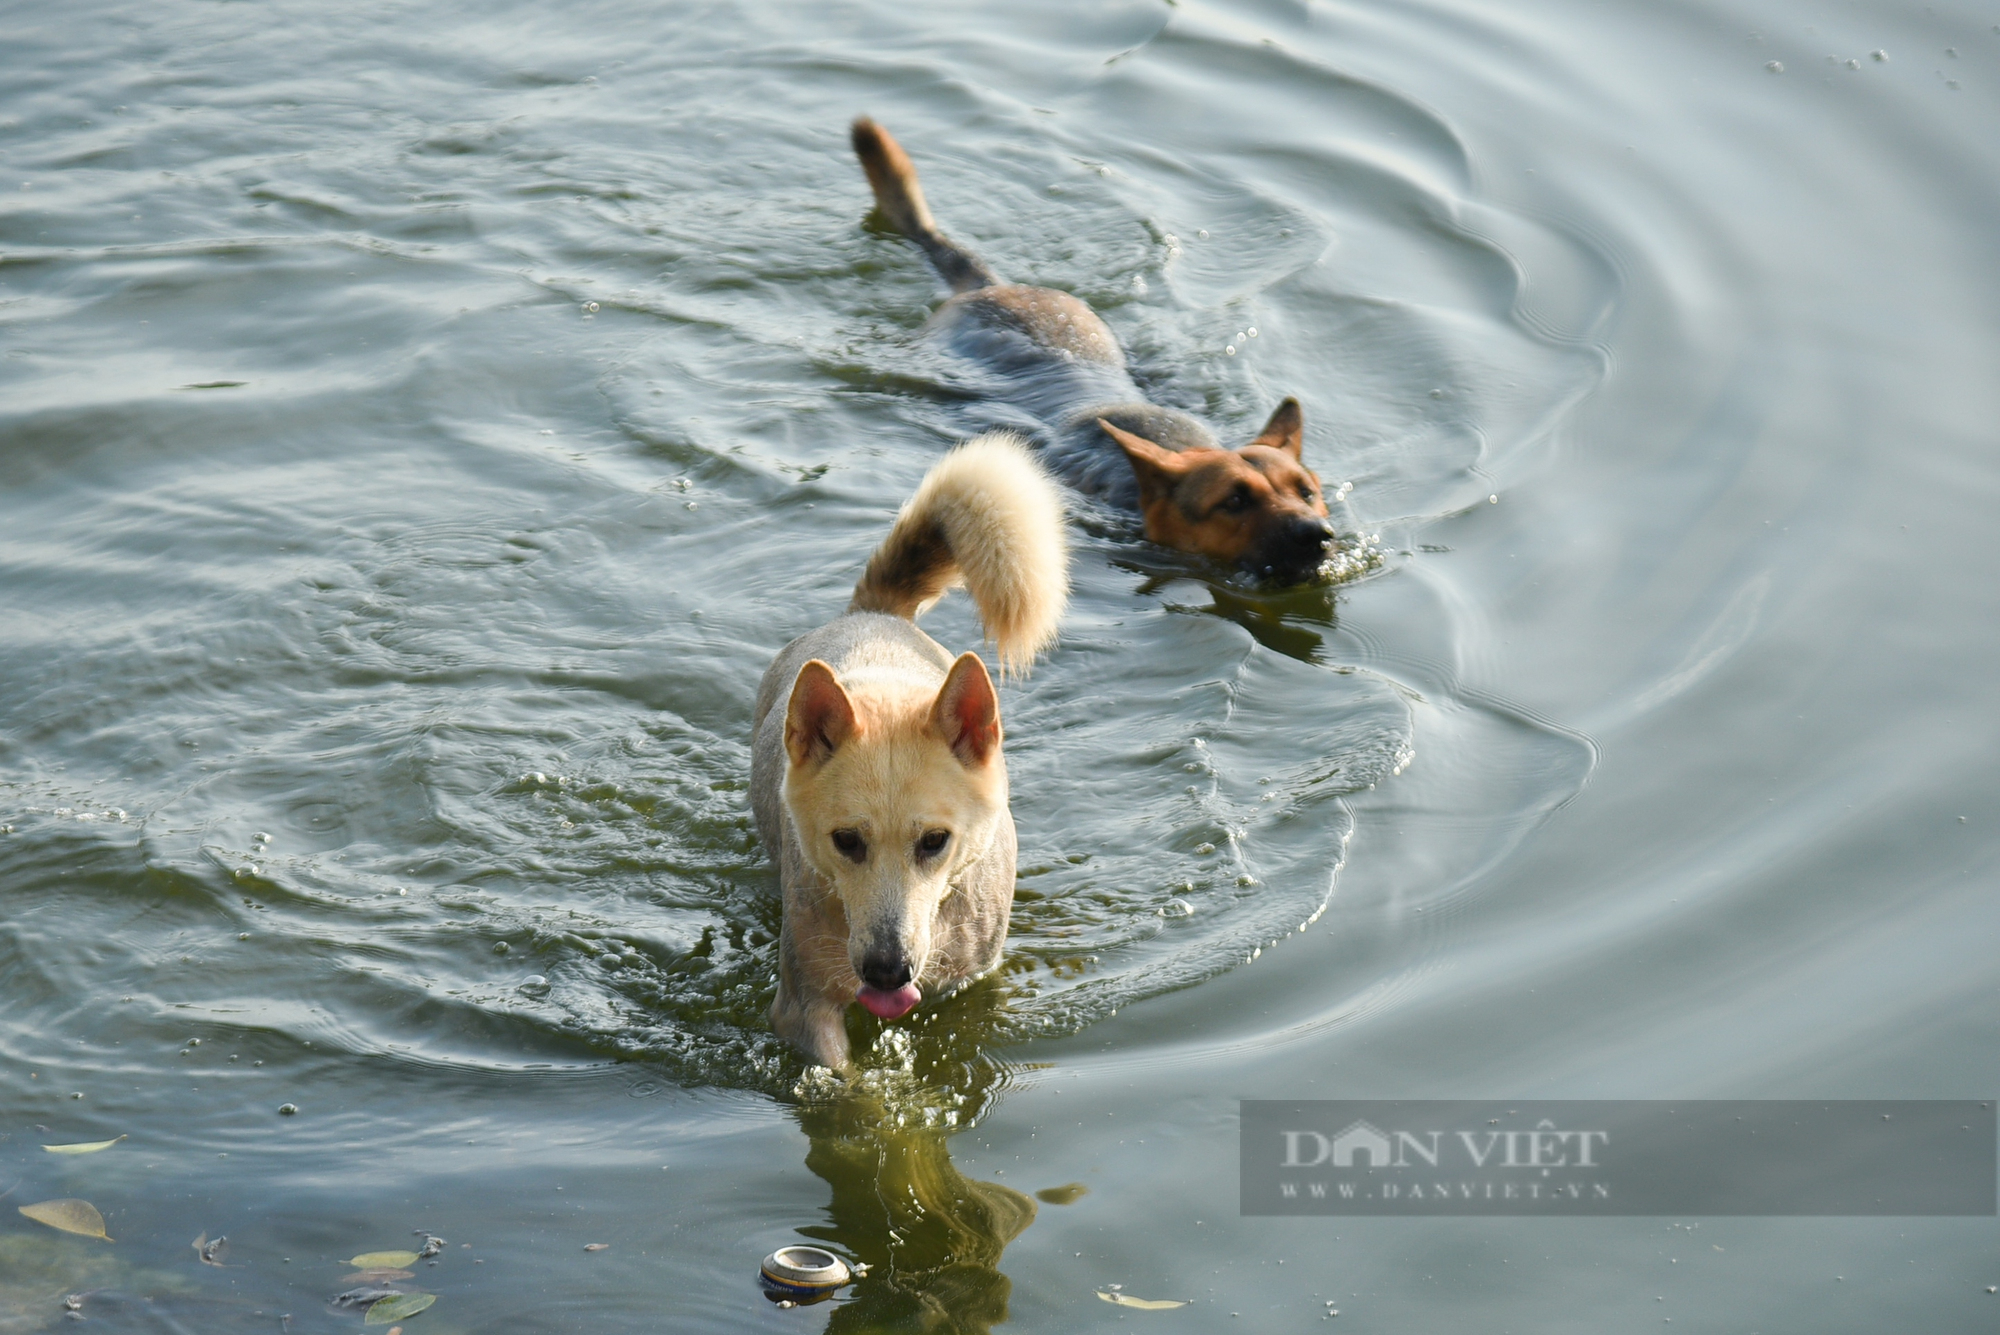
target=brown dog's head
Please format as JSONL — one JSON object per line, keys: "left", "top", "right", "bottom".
{"left": 782, "top": 652, "right": 1009, "bottom": 1019}
{"left": 1099, "top": 399, "right": 1335, "bottom": 583}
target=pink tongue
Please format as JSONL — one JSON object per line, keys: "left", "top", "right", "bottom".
{"left": 856, "top": 983, "right": 922, "bottom": 1019}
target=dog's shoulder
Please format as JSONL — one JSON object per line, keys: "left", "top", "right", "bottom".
{"left": 1042, "top": 402, "right": 1219, "bottom": 509}
{"left": 752, "top": 612, "right": 954, "bottom": 734}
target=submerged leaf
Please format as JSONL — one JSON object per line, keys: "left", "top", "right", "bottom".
{"left": 342, "top": 1270, "right": 416, "bottom": 1284}
{"left": 331, "top": 1287, "right": 404, "bottom": 1309}
{"left": 349, "top": 1251, "right": 420, "bottom": 1269}
{"left": 20, "top": 1199, "right": 112, "bottom": 1240}
{"left": 1035, "top": 1182, "right": 1089, "bottom": 1205}
{"left": 1097, "top": 1291, "right": 1186, "bottom": 1310}
{"left": 43, "top": 1136, "right": 127, "bottom": 1155}
{"left": 365, "top": 1293, "right": 436, "bottom": 1324}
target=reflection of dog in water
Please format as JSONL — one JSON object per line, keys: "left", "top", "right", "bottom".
{"left": 852, "top": 117, "right": 1339, "bottom": 586}
{"left": 792, "top": 1090, "right": 1037, "bottom": 1333}
{"left": 751, "top": 437, "right": 1067, "bottom": 1067}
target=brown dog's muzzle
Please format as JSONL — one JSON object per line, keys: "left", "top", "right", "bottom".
{"left": 1252, "top": 515, "right": 1337, "bottom": 582}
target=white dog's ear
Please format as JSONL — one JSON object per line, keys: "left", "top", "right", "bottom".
{"left": 929, "top": 651, "right": 1001, "bottom": 767}
{"left": 786, "top": 659, "right": 857, "bottom": 768}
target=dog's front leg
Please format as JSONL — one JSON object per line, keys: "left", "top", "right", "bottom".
{"left": 775, "top": 888, "right": 855, "bottom": 1068}
{"left": 771, "top": 984, "right": 851, "bottom": 1069}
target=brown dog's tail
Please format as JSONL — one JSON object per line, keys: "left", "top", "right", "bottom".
{"left": 850, "top": 433, "right": 1067, "bottom": 676}
{"left": 851, "top": 117, "right": 999, "bottom": 295}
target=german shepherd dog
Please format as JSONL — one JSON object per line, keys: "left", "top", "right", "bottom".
{"left": 751, "top": 436, "right": 1067, "bottom": 1068}
{"left": 851, "top": 118, "right": 1337, "bottom": 585}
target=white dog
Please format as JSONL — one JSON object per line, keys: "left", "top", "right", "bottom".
{"left": 749, "top": 436, "right": 1067, "bottom": 1067}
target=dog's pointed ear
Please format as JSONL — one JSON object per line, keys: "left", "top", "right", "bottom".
{"left": 1250, "top": 397, "right": 1304, "bottom": 459}
{"left": 785, "top": 659, "right": 857, "bottom": 769}
{"left": 1098, "top": 418, "right": 1184, "bottom": 504}
{"left": 930, "top": 651, "right": 1001, "bottom": 768}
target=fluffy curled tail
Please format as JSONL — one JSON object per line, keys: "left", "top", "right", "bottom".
{"left": 850, "top": 434, "right": 1068, "bottom": 675}
{"left": 851, "top": 117, "right": 998, "bottom": 294}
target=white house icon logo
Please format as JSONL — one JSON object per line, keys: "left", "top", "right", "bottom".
{"left": 1331, "top": 1120, "right": 1394, "bottom": 1167}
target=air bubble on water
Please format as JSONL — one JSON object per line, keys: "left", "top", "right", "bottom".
{"left": 1945, "top": 47, "right": 1957, "bottom": 58}
{"left": 1160, "top": 899, "right": 1194, "bottom": 918}
{"left": 493, "top": 941, "right": 510, "bottom": 955}
{"left": 1238, "top": 876, "right": 1257, "bottom": 887}
{"left": 1195, "top": 843, "right": 1216, "bottom": 855}
{"left": 1871, "top": 49, "right": 1888, "bottom": 61}
{"left": 1246, "top": 327, "right": 1258, "bottom": 338}
{"left": 518, "top": 975, "right": 551, "bottom": 997}
{"left": 527, "top": 772, "right": 548, "bottom": 785}
{"left": 1765, "top": 60, "right": 1784, "bottom": 73}
{"left": 1845, "top": 58, "right": 1859, "bottom": 69}
{"left": 583, "top": 301, "right": 599, "bottom": 313}
{"left": 1225, "top": 345, "right": 1236, "bottom": 356}
{"left": 1131, "top": 274, "right": 1148, "bottom": 293}
{"left": 1196, "top": 229, "right": 1208, "bottom": 239}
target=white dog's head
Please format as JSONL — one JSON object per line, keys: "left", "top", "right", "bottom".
{"left": 781, "top": 652, "right": 1008, "bottom": 1018}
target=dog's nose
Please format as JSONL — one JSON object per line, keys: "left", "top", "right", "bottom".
{"left": 859, "top": 951, "right": 914, "bottom": 991}
{"left": 1291, "top": 517, "right": 1335, "bottom": 558}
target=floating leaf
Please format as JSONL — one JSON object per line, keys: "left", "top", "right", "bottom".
{"left": 349, "top": 1251, "right": 420, "bottom": 1269}
{"left": 20, "top": 1199, "right": 112, "bottom": 1240}
{"left": 365, "top": 1293, "right": 436, "bottom": 1324}
{"left": 43, "top": 1136, "right": 127, "bottom": 1155}
{"left": 1097, "top": 1291, "right": 1186, "bottom": 1310}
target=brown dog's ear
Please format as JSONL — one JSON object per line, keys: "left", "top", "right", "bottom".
{"left": 929, "top": 651, "right": 1001, "bottom": 767}
{"left": 1098, "top": 419, "right": 1186, "bottom": 505}
{"left": 785, "top": 660, "right": 857, "bottom": 769}
{"left": 1250, "top": 397, "right": 1304, "bottom": 459}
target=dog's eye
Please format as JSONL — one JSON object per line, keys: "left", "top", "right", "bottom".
{"left": 916, "top": 829, "right": 950, "bottom": 857}
{"left": 830, "top": 828, "right": 867, "bottom": 862}
{"left": 1298, "top": 483, "right": 1318, "bottom": 502}
{"left": 1219, "top": 486, "right": 1253, "bottom": 514}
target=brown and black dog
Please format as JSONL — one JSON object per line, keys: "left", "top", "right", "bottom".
{"left": 852, "top": 118, "right": 1337, "bottom": 585}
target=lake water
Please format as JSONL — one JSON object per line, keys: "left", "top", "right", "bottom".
{"left": 3, "top": 0, "right": 1996, "bottom": 1329}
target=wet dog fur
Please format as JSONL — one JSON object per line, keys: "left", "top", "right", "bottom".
{"left": 750, "top": 435, "right": 1067, "bottom": 1068}
{"left": 851, "top": 117, "right": 1338, "bottom": 585}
